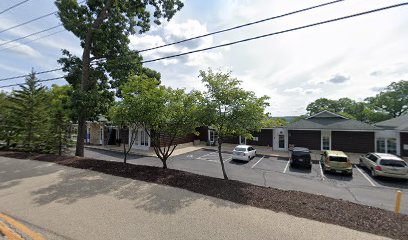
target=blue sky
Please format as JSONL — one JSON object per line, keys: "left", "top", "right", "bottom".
{"left": 0, "top": 0, "right": 407, "bottom": 116}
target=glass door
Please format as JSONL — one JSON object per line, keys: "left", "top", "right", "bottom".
{"left": 321, "top": 131, "right": 331, "bottom": 151}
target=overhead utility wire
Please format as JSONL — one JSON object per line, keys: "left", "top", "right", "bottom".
{"left": 1, "top": 2, "right": 407, "bottom": 87}
{"left": 141, "top": 3, "right": 408, "bottom": 63}
{"left": 0, "top": 24, "right": 62, "bottom": 48}
{"left": 0, "top": 76, "right": 65, "bottom": 88}
{"left": 0, "top": 0, "right": 345, "bottom": 52}
{"left": 0, "top": 29, "right": 66, "bottom": 52}
{"left": 0, "top": 68, "right": 63, "bottom": 82}
{"left": 0, "top": 0, "right": 85, "bottom": 35}
{"left": 0, "top": 0, "right": 345, "bottom": 80}
{"left": 140, "top": 0, "right": 346, "bottom": 52}
{"left": 0, "top": 0, "right": 29, "bottom": 15}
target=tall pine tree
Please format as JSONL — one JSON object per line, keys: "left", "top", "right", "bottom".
{"left": 8, "top": 70, "right": 49, "bottom": 152}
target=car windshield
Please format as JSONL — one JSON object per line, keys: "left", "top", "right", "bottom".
{"left": 380, "top": 159, "right": 407, "bottom": 167}
{"left": 234, "top": 147, "right": 247, "bottom": 152}
{"left": 292, "top": 151, "right": 310, "bottom": 159}
{"left": 329, "top": 156, "right": 347, "bottom": 162}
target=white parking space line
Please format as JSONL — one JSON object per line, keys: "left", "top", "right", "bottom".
{"left": 283, "top": 161, "right": 290, "bottom": 173}
{"left": 196, "top": 152, "right": 215, "bottom": 160}
{"left": 251, "top": 156, "right": 264, "bottom": 168}
{"left": 356, "top": 166, "right": 376, "bottom": 187}
{"left": 319, "top": 162, "right": 325, "bottom": 180}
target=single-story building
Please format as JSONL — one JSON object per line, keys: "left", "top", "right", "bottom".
{"left": 375, "top": 115, "right": 408, "bottom": 157}
{"left": 286, "top": 111, "right": 380, "bottom": 153}
{"left": 202, "top": 111, "right": 408, "bottom": 155}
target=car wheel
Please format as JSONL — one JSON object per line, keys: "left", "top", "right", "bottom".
{"left": 371, "top": 169, "right": 377, "bottom": 178}
{"left": 359, "top": 160, "right": 364, "bottom": 168}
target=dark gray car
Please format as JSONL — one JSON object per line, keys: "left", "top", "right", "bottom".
{"left": 290, "top": 147, "right": 312, "bottom": 169}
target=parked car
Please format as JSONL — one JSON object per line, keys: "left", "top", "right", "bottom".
{"left": 320, "top": 150, "right": 352, "bottom": 176}
{"left": 289, "top": 147, "right": 312, "bottom": 169}
{"left": 359, "top": 153, "right": 408, "bottom": 180}
{"left": 232, "top": 145, "right": 256, "bottom": 162}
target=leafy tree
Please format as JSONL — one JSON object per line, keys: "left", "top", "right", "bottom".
{"left": 0, "top": 92, "right": 18, "bottom": 148}
{"left": 7, "top": 71, "right": 49, "bottom": 152}
{"left": 45, "top": 85, "right": 74, "bottom": 155}
{"left": 118, "top": 75, "right": 202, "bottom": 168}
{"left": 199, "top": 69, "right": 269, "bottom": 180}
{"left": 263, "top": 116, "right": 287, "bottom": 128}
{"left": 366, "top": 80, "right": 408, "bottom": 118}
{"left": 306, "top": 97, "right": 390, "bottom": 123}
{"left": 108, "top": 101, "right": 141, "bottom": 163}
{"left": 55, "top": 0, "right": 184, "bottom": 157}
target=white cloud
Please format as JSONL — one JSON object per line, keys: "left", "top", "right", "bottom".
{"left": 284, "top": 87, "right": 321, "bottom": 95}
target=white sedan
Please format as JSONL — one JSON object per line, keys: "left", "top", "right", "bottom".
{"left": 232, "top": 145, "right": 256, "bottom": 161}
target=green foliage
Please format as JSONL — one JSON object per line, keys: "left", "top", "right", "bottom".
{"left": 6, "top": 71, "right": 50, "bottom": 152}
{"left": 55, "top": 0, "right": 183, "bottom": 156}
{"left": 366, "top": 80, "right": 408, "bottom": 118}
{"left": 305, "top": 80, "right": 407, "bottom": 122}
{"left": 263, "top": 116, "right": 288, "bottom": 128}
{"left": 45, "top": 85, "right": 74, "bottom": 155}
{"left": 199, "top": 69, "right": 269, "bottom": 179}
{"left": 115, "top": 74, "right": 202, "bottom": 167}
{"left": 0, "top": 92, "right": 18, "bottom": 148}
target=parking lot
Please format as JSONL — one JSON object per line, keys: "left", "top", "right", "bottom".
{"left": 85, "top": 148, "right": 408, "bottom": 214}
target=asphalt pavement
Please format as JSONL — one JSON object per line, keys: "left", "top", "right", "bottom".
{"left": 85, "top": 147, "right": 408, "bottom": 214}
{"left": 0, "top": 156, "right": 391, "bottom": 240}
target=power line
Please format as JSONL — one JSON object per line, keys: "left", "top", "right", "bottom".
{"left": 0, "top": 29, "right": 66, "bottom": 52}
{"left": 140, "top": 0, "right": 346, "bottom": 53}
{"left": 0, "top": 24, "right": 62, "bottom": 48}
{"left": 1, "top": 2, "right": 407, "bottom": 86}
{"left": 0, "top": 76, "right": 65, "bottom": 88}
{"left": 0, "top": 0, "right": 85, "bottom": 35}
{"left": 0, "top": 68, "right": 63, "bottom": 82}
{"left": 141, "top": 3, "right": 408, "bottom": 63}
{"left": 0, "top": 0, "right": 29, "bottom": 15}
{"left": 0, "top": 12, "right": 55, "bottom": 35}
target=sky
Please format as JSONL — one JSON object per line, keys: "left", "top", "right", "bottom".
{"left": 0, "top": 0, "right": 407, "bottom": 116}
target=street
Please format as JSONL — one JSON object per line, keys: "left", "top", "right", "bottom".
{"left": 0, "top": 156, "right": 390, "bottom": 240}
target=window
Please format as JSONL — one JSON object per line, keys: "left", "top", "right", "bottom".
{"left": 368, "top": 154, "right": 377, "bottom": 162}
{"left": 253, "top": 137, "right": 259, "bottom": 141}
{"left": 376, "top": 138, "right": 397, "bottom": 154}
{"left": 140, "top": 130, "right": 148, "bottom": 147}
{"left": 376, "top": 138, "right": 386, "bottom": 153}
{"left": 278, "top": 135, "right": 285, "bottom": 148}
{"left": 387, "top": 138, "right": 397, "bottom": 155}
{"left": 322, "top": 136, "right": 330, "bottom": 150}
{"left": 209, "top": 130, "right": 217, "bottom": 143}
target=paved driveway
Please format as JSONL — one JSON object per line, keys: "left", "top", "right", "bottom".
{"left": 85, "top": 148, "right": 408, "bottom": 214}
{"left": 0, "top": 156, "right": 390, "bottom": 240}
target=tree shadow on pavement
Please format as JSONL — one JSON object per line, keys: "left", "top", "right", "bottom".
{"left": 0, "top": 156, "right": 61, "bottom": 190}
{"left": 30, "top": 163, "right": 242, "bottom": 214}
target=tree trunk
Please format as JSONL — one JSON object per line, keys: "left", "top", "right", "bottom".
{"left": 75, "top": 0, "right": 112, "bottom": 157}
{"left": 161, "top": 158, "right": 168, "bottom": 169}
{"left": 218, "top": 139, "right": 228, "bottom": 180}
{"left": 123, "top": 141, "right": 127, "bottom": 164}
{"left": 75, "top": 116, "right": 86, "bottom": 157}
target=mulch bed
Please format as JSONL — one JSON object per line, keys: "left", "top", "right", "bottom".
{"left": 1, "top": 151, "right": 407, "bottom": 239}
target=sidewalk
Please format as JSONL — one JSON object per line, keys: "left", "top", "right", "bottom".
{"left": 0, "top": 156, "right": 391, "bottom": 240}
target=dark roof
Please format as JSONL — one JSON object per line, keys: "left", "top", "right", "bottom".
{"left": 375, "top": 115, "right": 408, "bottom": 131}
{"left": 287, "top": 111, "right": 379, "bottom": 131}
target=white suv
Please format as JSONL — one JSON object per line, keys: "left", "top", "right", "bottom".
{"left": 359, "top": 153, "right": 408, "bottom": 179}
{"left": 232, "top": 145, "right": 256, "bottom": 162}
